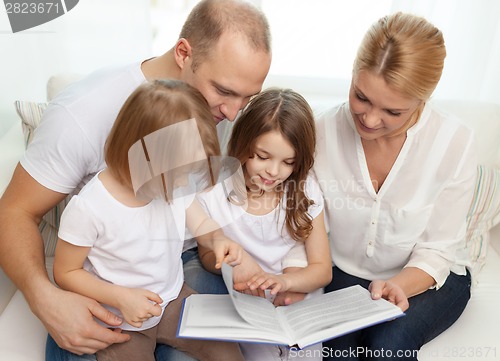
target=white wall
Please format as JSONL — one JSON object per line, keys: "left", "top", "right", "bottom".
{"left": 0, "top": 0, "right": 153, "bottom": 136}
{"left": 2, "top": 0, "right": 499, "bottom": 137}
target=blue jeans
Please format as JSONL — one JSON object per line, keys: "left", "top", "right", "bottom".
{"left": 322, "top": 267, "right": 471, "bottom": 361}
{"left": 46, "top": 248, "right": 228, "bottom": 361}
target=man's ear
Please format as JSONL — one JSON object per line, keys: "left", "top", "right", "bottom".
{"left": 174, "top": 38, "right": 192, "bottom": 69}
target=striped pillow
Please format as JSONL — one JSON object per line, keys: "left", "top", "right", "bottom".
{"left": 465, "top": 165, "right": 500, "bottom": 277}
{"left": 15, "top": 100, "right": 47, "bottom": 146}
{"left": 14, "top": 100, "right": 69, "bottom": 257}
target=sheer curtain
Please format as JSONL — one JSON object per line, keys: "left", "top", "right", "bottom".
{"left": 0, "top": 0, "right": 153, "bottom": 134}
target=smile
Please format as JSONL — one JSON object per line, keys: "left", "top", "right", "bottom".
{"left": 357, "top": 118, "right": 380, "bottom": 133}
{"left": 260, "top": 176, "right": 276, "bottom": 185}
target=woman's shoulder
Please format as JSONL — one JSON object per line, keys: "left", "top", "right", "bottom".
{"left": 423, "top": 103, "right": 475, "bottom": 135}
{"left": 315, "top": 102, "right": 348, "bottom": 124}
{"left": 418, "top": 104, "right": 476, "bottom": 152}
{"left": 315, "top": 102, "right": 354, "bottom": 140}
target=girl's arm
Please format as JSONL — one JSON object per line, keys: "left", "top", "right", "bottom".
{"left": 186, "top": 199, "right": 243, "bottom": 270}
{"left": 246, "top": 210, "right": 332, "bottom": 294}
{"left": 53, "top": 239, "right": 162, "bottom": 328}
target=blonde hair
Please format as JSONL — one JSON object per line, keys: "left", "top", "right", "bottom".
{"left": 105, "top": 79, "right": 220, "bottom": 189}
{"left": 354, "top": 12, "right": 446, "bottom": 130}
{"left": 180, "top": 0, "right": 271, "bottom": 71}
{"left": 228, "top": 88, "right": 316, "bottom": 242}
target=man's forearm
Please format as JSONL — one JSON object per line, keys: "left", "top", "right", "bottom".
{"left": 0, "top": 208, "right": 54, "bottom": 314}
{"left": 0, "top": 164, "right": 69, "bottom": 312}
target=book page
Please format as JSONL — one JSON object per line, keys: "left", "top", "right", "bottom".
{"left": 178, "top": 294, "right": 290, "bottom": 345}
{"left": 179, "top": 266, "right": 402, "bottom": 348}
{"left": 221, "top": 263, "right": 284, "bottom": 333}
{"left": 278, "top": 285, "right": 403, "bottom": 342}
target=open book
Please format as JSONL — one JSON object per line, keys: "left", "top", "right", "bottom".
{"left": 177, "top": 263, "right": 404, "bottom": 349}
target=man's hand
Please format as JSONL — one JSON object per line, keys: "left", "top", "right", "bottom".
{"left": 36, "top": 287, "right": 130, "bottom": 355}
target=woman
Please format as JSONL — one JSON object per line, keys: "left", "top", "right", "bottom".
{"left": 314, "top": 12, "right": 477, "bottom": 360}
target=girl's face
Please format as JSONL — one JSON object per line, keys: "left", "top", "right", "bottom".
{"left": 349, "top": 70, "right": 421, "bottom": 141}
{"left": 245, "top": 130, "right": 296, "bottom": 193}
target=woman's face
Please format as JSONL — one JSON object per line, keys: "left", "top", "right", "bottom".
{"left": 349, "top": 70, "right": 421, "bottom": 141}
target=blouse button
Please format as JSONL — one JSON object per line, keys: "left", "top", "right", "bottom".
{"left": 366, "top": 241, "right": 374, "bottom": 257}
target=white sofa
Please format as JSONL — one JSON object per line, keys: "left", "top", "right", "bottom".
{"left": 0, "top": 78, "right": 499, "bottom": 360}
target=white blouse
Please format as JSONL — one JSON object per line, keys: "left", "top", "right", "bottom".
{"left": 197, "top": 175, "right": 324, "bottom": 274}
{"left": 313, "top": 102, "right": 477, "bottom": 288}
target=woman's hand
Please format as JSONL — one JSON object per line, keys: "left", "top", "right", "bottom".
{"left": 369, "top": 280, "right": 409, "bottom": 311}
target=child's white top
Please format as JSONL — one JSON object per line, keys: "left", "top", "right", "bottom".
{"left": 58, "top": 172, "right": 193, "bottom": 331}
{"left": 197, "top": 174, "right": 324, "bottom": 274}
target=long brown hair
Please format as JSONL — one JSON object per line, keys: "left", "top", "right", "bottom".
{"left": 105, "top": 79, "right": 220, "bottom": 191}
{"left": 228, "top": 88, "right": 316, "bottom": 242}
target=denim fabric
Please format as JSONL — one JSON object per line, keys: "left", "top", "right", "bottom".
{"left": 322, "top": 267, "right": 471, "bottom": 361}
{"left": 46, "top": 248, "right": 227, "bottom": 361}
{"left": 46, "top": 335, "right": 97, "bottom": 361}
{"left": 182, "top": 247, "right": 228, "bottom": 295}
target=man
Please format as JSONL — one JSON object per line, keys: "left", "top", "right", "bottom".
{"left": 0, "top": 0, "right": 271, "bottom": 359}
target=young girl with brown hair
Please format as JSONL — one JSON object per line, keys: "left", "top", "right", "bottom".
{"left": 198, "top": 87, "right": 332, "bottom": 361}
{"left": 53, "top": 79, "right": 245, "bottom": 361}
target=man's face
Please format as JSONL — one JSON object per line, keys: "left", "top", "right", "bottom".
{"left": 182, "top": 32, "right": 271, "bottom": 124}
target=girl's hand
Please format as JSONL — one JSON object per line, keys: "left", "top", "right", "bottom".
{"left": 116, "top": 288, "right": 163, "bottom": 328}
{"left": 273, "top": 291, "right": 307, "bottom": 306}
{"left": 369, "top": 280, "right": 409, "bottom": 312}
{"left": 246, "top": 273, "right": 291, "bottom": 295}
{"left": 212, "top": 236, "right": 243, "bottom": 269}
{"left": 233, "top": 252, "right": 266, "bottom": 298}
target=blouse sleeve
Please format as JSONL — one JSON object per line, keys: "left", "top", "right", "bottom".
{"left": 405, "top": 125, "right": 478, "bottom": 289}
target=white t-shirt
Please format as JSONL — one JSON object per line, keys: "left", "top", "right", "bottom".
{"left": 21, "top": 61, "right": 146, "bottom": 196}
{"left": 58, "top": 172, "right": 193, "bottom": 331}
{"left": 314, "top": 102, "right": 477, "bottom": 288}
{"left": 197, "top": 175, "right": 324, "bottom": 274}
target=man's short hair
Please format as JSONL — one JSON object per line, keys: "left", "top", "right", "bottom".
{"left": 180, "top": 0, "right": 271, "bottom": 71}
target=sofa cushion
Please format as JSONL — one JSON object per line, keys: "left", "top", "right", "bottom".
{"left": 14, "top": 101, "right": 47, "bottom": 146}
{"left": 46, "top": 73, "right": 82, "bottom": 101}
{"left": 466, "top": 165, "right": 500, "bottom": 277}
